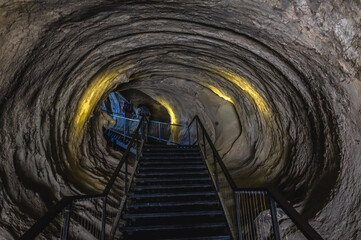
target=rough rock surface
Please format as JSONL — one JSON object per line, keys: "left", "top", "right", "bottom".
{"left": 0, "top": 0, "right": 360, "bottom": 239}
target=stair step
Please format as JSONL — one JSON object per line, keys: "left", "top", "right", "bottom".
{"left": 140, "top": 161, "right": 203, "bottom": 166}
{"left": 142, "top": 156, "right": 202, "bottom": 160}
{"left": 136, "top": 171, "right": 208, "bottom": 177}
{"left": 143, "top": 152, "right": 200, "bottom": 156}
{"left": 127, "top": 200, "right": 220, "bottom": 210}
{"left": 161, "top": 235, "right": 231, "bottom": 240}
{"left": 138, "top": 165, "right": 206, "bottom": 171}
{"left": 132, "top": 183, "right": 213, "bottom": 191}
{"left": 135, "top": 177, "right": 211, "bottom": 184}
{"left": 123, "top": 210, "right": 223, "bottom": 220}
{"left": 120, "top": 221, "right": 227, "bottom": 233}
{"left": 129, "top": 191, "right": 216, "bottom": 200}
{"left": 144, "top": 144, "right": 198, "bottom": 149}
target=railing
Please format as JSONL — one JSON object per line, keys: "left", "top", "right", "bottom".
{"left": 106, "top": 112, "right": 183, "bottom": 144}
{"left": 20, "top": 117, "right": 145, "bottom": 240}
{"left": 188, "top": 116, "right": 323, "bottom": 240}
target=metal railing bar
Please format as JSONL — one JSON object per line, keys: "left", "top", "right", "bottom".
{"left": 21, "top": 118, "right": 145, "bottom": 240}
{"left": 267, "top": 187, "right": 323, "bottom": 240}
{"left": 191, "top": 116, "right": 237, "bottom": 189}
{"left": 103, "top": 117, "right": 144, "bottom": 196}
{"left": 188, "top": 115, "right": 324, "bottom": 240}
{"left": 108, "top": 112, "right": 183, "bottom": 127}
{"left": 269, "top": 196, "right": 281, "bottom": 240}
{"left": 20, "top": 197, "right": 71, "bottom": 240}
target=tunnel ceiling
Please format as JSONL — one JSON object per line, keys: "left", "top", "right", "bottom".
{"left": 0, "top": 0, "right": 360, "bottom": 239}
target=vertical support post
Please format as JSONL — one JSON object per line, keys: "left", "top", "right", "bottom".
{"left": 269, "top": 195, "right": 281, "bottom": 240}
{"left": 101, "top": 197, "right": 106, "bottom": 240}
{"left": 159, "top": 122, "right": 161, "bottom": 142}
{"left": 235, "top": 192, "right": 242, "bottom": 240}
{"left": 123, "top": 118, "right": 126, "bottom": 140}
{"left": 61, "top": 202, "right": 72, "bottom": 240}
{"left": 213, "top": 152, "right": 219, "bottom": 192}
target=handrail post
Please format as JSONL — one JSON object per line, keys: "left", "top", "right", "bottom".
{"left": 235, "top": 192, "right": 242, "bottom": 240}
{"left": 100, "top": 197, "right": 106, "bottom": 240}
{"left": 123, "top": 118, "right": 126, "bottom": 140}
{"left": 61, "top": 202, "right": 72, "bottom": 240}
{"left": 136, "top": 135, "right": 140, "bottom": 160}
{"left": 269, "top": 195, "right": 281, "bottom": 240}
{"left": 159, "top": 122, "right": 161, "bottom": 142}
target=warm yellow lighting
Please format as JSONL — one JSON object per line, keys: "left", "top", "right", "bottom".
{"left": 72, "top": 68, "right": 122, "bottom": 143}
{"left": 212, "top": 69, "right": 270, "bottom": 117}
{"left": 157, "top": 99, "right": 177, "bottom": 125}
{"left": 205, "top": 84, "right": 234, "bottom": 104}
{"left": 67, "top": 66, "right": 133, "bottom": 193}
{"left": 156, "top": 98, "right": 179, "bottom": 142}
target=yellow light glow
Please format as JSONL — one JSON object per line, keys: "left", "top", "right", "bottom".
{"left": 205, "top": 84, "right": 234, "bottom": 104}
{"left": 212, "top": 69, "right": 270, "bottom": 118}
{"left": 156, "top": 98, "right": 179, "bottom": 143}
{"left": 157, "top": 99, "right": 177, "bottom": 125}
{"left": 73, "top": 69, "right": 118, "bottom": 141}
{"left": 67, "top": 66, "right": 132, "bottom": 193}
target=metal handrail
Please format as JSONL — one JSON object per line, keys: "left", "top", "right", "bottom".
{"left": 20, "top": 117, "right": 145, "bottom": 240}
{"left": 188, "top": 115, "right": 237, "bottom": 189}
{"left": 107, "top": 112, "right": 183, "bottom": 143}
{"left": 105, "top": 111, "right": 183, "bottom": 127}
{"left": 188, "top": 115, "right": 323, "bottom": 240}
{"left": 103, "top": 117, "right": 144, "bottom": 195}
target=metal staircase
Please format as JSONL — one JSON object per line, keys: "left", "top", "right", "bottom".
{"left": 21, "top": 115, "right": 324, "bottom": 240}
{"left": 119, "top": 144, "right": 231, "bottom": 239}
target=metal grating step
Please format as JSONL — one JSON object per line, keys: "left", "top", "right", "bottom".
{"left": 123, "top": 210, "right": 223, "bottom": 220}
{"left": 129, "top": 191, "right": 216, "bottom": 200}
{"left": 138, "top": 165, "right": 206, "bottom": 171}
{"left": 127, "top": 200, "right": 220, "bottom": 210}
{"left": 160, "top": 235, "right": 231, "bottom": 240}
{"left": 135, "top": 177, "right": 211, "bottom": 184}
{"left": 132, "top": 183, "right": 213, "bottom": 191}
{"left": 136, "top": 171, "right": 208, "bottom": 177}
{"left": 120, "top": 221, "right": 227, "bottom": 233}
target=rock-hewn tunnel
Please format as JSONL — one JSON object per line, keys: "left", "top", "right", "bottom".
{"left": 0, "top": 1, "right": 360, "bottom": 239}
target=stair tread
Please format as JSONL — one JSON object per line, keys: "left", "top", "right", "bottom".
{"left": 135, "top": 177, "right": 210, "bottom": 183}
{"left": 127, "top": 200, "right": 220, "bottom": 208}
{"left": 136, "top": 171, "right": 208, "bottom": 176}
{"left": 120, "top": 222, "right": 227, "bottom": 232}
{"left": 140, "top": 161, "right": 203, "bottom": 165}
{"left": 130, "top": 191, "right": 216, "bottom": 198}
{"left": 143, "top": 152, "right": 200, "bottom": 155}
{"left": 142, "top": 156, "right": 202, "bottom": 160}
{"left": 132, "top": 184, "right": 213, "bottom": 190}
{"left": 124, "top": 210, "right": 223, "bottom": 219}
{"left": 139, "top": 165, "right": 206, "bottom": 170}
{"left": 161, "top": 235, "right": 231, "bottom": 240}
{"left": 144, "top": 144, "right": 197, "bottom": 148}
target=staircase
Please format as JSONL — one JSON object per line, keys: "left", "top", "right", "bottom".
{"left": 120, "top": 144, "right": 231, "bottom": 240}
